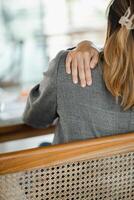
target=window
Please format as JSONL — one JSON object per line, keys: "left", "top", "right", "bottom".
{"left": 0, "top": 0, "right": 108, "bottom": 125}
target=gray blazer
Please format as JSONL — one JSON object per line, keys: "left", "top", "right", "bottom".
{"left": 23, "top": 50, "right": 134, "bottom": 144}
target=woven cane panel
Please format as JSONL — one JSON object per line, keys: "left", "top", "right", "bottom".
{"left": 0, "top": 152, "right": 134, "bottom": 200}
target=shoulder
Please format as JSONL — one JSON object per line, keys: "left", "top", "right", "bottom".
{"left": 43, "top": 50, "right": 69, "bottom": 81}
{"left": 91, "top": 52, "right": 105, "bottom": 85}
{"left": 46, "top": 50, "right": 69, "bottom": 75}
{"left": 53, "top": 50, "right": 104, "bottom": 90}
{"left": 55, "top": 50, "right": 69, "bottom": 72}
{"left": 52, "top": 50, "right": 69, "bottom": 67}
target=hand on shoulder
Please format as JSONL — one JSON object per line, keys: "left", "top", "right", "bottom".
{"left": 66, "top": 40, "right": 99, "bottom": 87}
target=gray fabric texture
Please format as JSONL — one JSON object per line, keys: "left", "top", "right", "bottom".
{"left": 23, "top": 50, "right": 134, "bottom": 144}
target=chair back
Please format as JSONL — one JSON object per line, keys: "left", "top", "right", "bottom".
{"left": 0, "top": 132, "right": 134, "bottom": 200}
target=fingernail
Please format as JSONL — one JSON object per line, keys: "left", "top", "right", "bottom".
{"left": 87, "top": 81, "right": 92, "bottom": 86}
{"left": 66, "top": 70, "right": 71, "bottom": 74}
{"left": 81, "top": 84, "right": 86, "bottom": 88}
{"left": 73, "top": 80, "right": 78, "bottom": 84}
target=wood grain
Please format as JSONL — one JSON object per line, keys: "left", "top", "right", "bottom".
{"left": 0, "top": 124, "right": 55, "bottom": 143}
{"left": 0, "top": 132, "right": 134, "bottom": 175}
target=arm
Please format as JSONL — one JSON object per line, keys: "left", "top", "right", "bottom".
{"left": 23, "top": 51, "right": 64, "bottom": 128}
{"left": 66, "top": 41, "right": 99, "bottom": 87}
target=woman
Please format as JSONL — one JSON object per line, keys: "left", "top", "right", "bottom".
{"left": 23, "top": 0, "right": 134, "bottom": 144}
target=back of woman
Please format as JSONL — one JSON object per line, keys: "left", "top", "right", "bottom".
{"left": 23, "top": 0, "right": 134, "bottom": 144}
{"left": 52, "top": 49, "right": 134, "bottom": 144}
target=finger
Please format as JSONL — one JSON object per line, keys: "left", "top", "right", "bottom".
{"left": 77, "top": 54, "right": 86, "bottom": 87}
{"left": 66, "top": 53, "right": 72, "bottom": 74}
{"left": 83, "top": 52, "right": 92, "bottom": 86}
{"left": 72, "top": 57, "right": 78, "bottom": 84}
{"left": 85, "top": 67, "right": 92, "bottom": 86}
{"left": 90, "top": 52, "right": 99, "bottom": 69}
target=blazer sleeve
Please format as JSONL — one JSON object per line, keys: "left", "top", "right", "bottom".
{"left": 23, "top": 50, "right": 65, "bottom": 128}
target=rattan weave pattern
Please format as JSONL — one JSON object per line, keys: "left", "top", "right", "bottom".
{"left": 0, "top": 152, "right": 134, "bottom": 200}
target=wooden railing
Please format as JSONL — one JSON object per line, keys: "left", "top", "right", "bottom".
{"left": 0, "top": 124, "right": 55, "bottom": 143}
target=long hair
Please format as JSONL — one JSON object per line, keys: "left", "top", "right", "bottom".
{"left": 103, "top": 0, "right": 134, "bottom": 110}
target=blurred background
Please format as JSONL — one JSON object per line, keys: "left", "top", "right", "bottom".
{"left": 0, "top": 0, "right": 109, "bottom": 152}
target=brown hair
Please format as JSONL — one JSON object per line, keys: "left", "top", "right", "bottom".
{"left": 103, "top": 0, "right": 134, "bottom": 110}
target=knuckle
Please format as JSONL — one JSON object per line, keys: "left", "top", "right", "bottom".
{"left": 78, "top": 65, "right": 84, "bottom": 70}
{"left": 72, "top": 69, "right": 77, "bottom": 75}
{"left": 73, "top": 75, "right": 77, "bottom": 79}
{"left": 79, "top": 74, "right": 85, "bottom": 80}
{"left": 77, "top": 51, "right": 82, "bottom": 58}
{"left": 86, "top": 73, "right": 92, "bottom": 79}
{"left": 80, "top": 79, "right": 85, "bottom": 82}
{"left": 86, "top": 78, "right": 91, "bottom": 82}
{"left": 83, "top": 51, "right": 90, "bottom": 57}
{"left": 86, "top": 73, "right": 91, "bottom": 79}
{"left": 85, "top": 65, "right": 90, "bottom": 71}
{"left": 72, "top": 63, "right": 77, "bottom": 69}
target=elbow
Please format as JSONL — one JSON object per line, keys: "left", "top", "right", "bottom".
{"left": 22, "top": 111, "right": 34, "bottom": 127}
{"left": 22, "top": 109, "right": 39, "bottom": 128}
{"left": 22, "top": 109, "right": 54, "bottom": 129}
